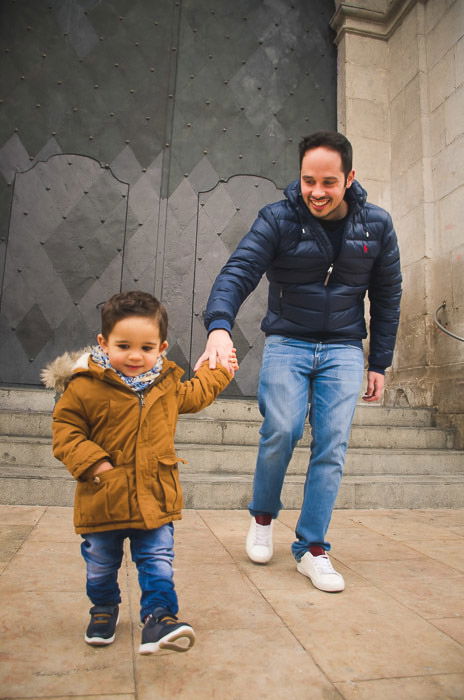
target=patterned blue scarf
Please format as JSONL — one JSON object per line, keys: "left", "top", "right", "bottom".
{"left": 90, "top": 345, "right": 164, "bottom": 393}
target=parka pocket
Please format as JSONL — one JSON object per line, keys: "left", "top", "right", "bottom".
{"left": 75, "top": 467, "right": 131, "bottom": 526}
{"left": 153, "top": 455, "right": 184, "bottom": 513}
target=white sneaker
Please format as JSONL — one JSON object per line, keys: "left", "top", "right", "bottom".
{"left": 297, "top": 551, "right": 345, "bottom": 592}
{"left": 246, "top": 518, "right": 273, "bottom": 563}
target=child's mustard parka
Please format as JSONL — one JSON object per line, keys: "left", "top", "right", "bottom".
{"left": 44, "top": 351, "right": 231, "bottom": 534}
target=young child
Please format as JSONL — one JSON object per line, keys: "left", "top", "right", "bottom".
{"left": 42, "top": 290, "right": 237, "bottom": 654}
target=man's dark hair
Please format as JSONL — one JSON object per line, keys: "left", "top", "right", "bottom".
{"left": 299, "top": 131, "right": 353, "bottom": 178}
{"left": 100, "top": 290, "right": 168, "bottom": 343}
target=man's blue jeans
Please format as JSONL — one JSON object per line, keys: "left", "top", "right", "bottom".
{"left": 249, "top": 336, "right": 364, "bottom": 560}
{"left": 81, "top": 524, "right": 178, "bottom": 621}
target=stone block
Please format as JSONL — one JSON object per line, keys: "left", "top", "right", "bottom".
{"left": 346, "top": 98, "right": 389, "bottom": 140}
{"left": 394, "top": 314, "right": 429, "bottom": 369}
{"left": 437, "top": 186, "right": 464, "bottom": 253}
{"left": 437, "top": 412, "right": 464, "bottom": 449}
{"left": 352, "top": 136, "right": 390, "bottom": 182}
{"left": 361, "top": 178, "right": 390, "bottom": 210}
{"left": 396, "top": 205, "right": 426, "bottom": 267}
{"left": 432, "top": 317, "right": 464, "bottom": 368}
{"left": 388, "top": 7, "right": 421, "bottom": 101}
{"left": 344, "top": 33, "right": 388, "bottom": 68}
{"left": 425, "top": 0, "right": 456, "bottom": 35}
{"left": 428, "top": 51, "right": 456, "bottom": 111}
{"left": 429, "top": 253, "right": 464, "bottom": 368}
{"left": 431, "top": 318, "right": 464, "bottom": 385}
{"left": 395, "top": 316, "right": 428, "bottom": 367}
{"left": 429, "top": 103, "right": 446, "bottom": 156}
{"left": 432, "top": 137, "right": 464, "bottom": 200}
{"left": 384, "top": 365, "right": 435, "bottom": 408}
{"left": 445, "top": 83, "right": 464, "bottom": 144}
{"left": 428, "top": 386, "right": 463, "bottom": 442}
{"left": 391, "top": 117, "right": 423, "bottom": 176}
{"left": 451, "top": 243, "right": 464, "bottom": 310}
{"left": 430, "top": 362, "right": 464, "bottom": 414}
{"left": 426, "top": 0, "right": 464, "bottom": 69}
{"left": 346, "top": 62, "right": 388, "bottom": 102}
{"left": 340, "top": 0, "right": 389, "bottom": 15}
{"left": 455, "top": 35, "right": 464, "bottom": 87}
{"left": 391, "top": 160, "right": 424, "bottom": 220}
{"left": 430, "top": 254, "right": 454, "bottom": 315}
{"left": 400, "top": 259, "right": 427, "bottom": 320}
{"left": 390, "top": 74, "right": 422, "bottom": 138}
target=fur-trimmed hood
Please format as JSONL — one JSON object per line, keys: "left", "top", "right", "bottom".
{"left": 41, "top": 348, "right": 92, "bottom": 394}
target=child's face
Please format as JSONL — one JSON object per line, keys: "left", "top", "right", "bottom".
{"left": 97, "top": 316, "right": 168, "bottom": 377}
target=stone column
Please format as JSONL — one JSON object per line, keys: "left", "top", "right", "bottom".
{"left": 331, "top": 0, "right": 464, "bottom": 445}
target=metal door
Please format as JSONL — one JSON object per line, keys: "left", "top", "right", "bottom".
{"left": 0, "top": 0, "right": 336, "bottom": 392}
{"left": 161, "top": 0, "right": 336, "bottom": 395}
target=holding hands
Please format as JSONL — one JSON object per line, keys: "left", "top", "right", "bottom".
{"left": 194, "top": 329, "right": 239, "bottom": 376}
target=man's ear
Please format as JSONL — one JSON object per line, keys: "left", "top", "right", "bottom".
{"left": 97, "top": 333, "right": 107, "bottom": 350}
{"left": 346, "top": 169, "right": 355, "bottom": 188}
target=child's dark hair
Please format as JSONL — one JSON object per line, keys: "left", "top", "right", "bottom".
{"left": 299, "top": 131, "right": 353, "bottom": 180}
{"left": 100, "top": 291, "right": 168, "bottom": 342}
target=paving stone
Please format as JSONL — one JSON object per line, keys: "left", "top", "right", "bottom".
{"left": 1, "top": 506, "right": 464, "bottom": 699}
{"left": 335, "top": 674, "right": 464, "bottom": 700}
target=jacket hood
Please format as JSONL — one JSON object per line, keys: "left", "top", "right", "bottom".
{"left": 284, "top": 178, "right": 368, "bottom": 213}
{"left": 41, "top": 348, "right": 94, "bottom": 394}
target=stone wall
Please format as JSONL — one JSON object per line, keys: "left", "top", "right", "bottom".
{"left": 332, "top": 0, "right": 464, "bottom": 445}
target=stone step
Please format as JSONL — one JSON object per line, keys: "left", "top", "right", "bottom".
{"left": 176, "top": 419, "right": 453, "bottom": 450}
{"left": 0, "top": 388, "right": 461, "bottom": 510}
{"left": 176, "top": 445, "right": 464, "bottom": 476}
{"left": 180, "top": 473, "right": 464, "bottom": 510}
{"left": 0, "top": 389, "right": 435, "bottom": 426}
{"left": 199, "top": 400, "right": 435, "bottom": 427}
{"left": 0, "top": 387, "right": 55, "bottom": 412}
{"left": 0, "top": 411, "right": 452, "bottom": 449}
{"left": 1, "top": 464, "right": 464, "bottom": 509}
{"left": 1, "top": 436, "right": 463, "bottom": 477}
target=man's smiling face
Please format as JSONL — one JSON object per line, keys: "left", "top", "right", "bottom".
{"left": 300, "top": 146, "right": 355, "bottom": 221}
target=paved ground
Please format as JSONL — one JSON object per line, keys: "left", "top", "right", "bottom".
{"left": 0, "top": 505, "right": 463, "bottom": 700}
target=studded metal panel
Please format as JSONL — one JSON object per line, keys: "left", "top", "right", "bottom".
{"left": 191, "top": 176, "right": 283, "bottom": 397}
{"left": 162, "top": 0, "right": 336, "bottom": 395}
{"left": 0, "top": 155, "right": 128, "bottom": 383}
{"left": 0, "top": 0, "right": 336, "bottom": 391}
{"left": 0, "top": 0, "right": 177, "bottom": 384}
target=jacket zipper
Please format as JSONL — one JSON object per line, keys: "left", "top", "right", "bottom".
{"left": 324, "top": 263, "right": 334, "bottom": 286}
{"left": 136, "top": 391, "right": 145, "bottom": 431}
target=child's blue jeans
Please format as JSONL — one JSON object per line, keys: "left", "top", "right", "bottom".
{"left": 81, "top": 523, "right": 178, "bottom": 621}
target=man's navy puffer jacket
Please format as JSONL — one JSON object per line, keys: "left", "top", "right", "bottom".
{"left": 204, "top": 179, "right": 402, "bottom": 371}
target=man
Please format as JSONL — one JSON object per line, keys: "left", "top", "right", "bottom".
{"left": 195, "top": 131, "right": 401, "bottom": 592}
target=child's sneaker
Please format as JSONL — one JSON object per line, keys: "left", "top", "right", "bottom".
{"left": 85, "top": 604, "right": 119, "bottom": 645}
{"left": 139, "top": 611, "right": 195, "bottom": 654}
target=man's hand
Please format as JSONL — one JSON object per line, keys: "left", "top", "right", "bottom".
{"left": 362, "top": 371, "right": 384, "bottom": 402}
{"left": 194, "top": 329, "right": 234, "bottom": 373}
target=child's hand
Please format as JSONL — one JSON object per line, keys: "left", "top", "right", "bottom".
{"left": 229, "top": 348, "right": 239, "bottom": 375}
{"left": 86, "top": 460, "right": 114, "bottom": 480}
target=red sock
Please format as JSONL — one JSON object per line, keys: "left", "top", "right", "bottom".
{"left": 309, "top": 545, "right": 326, "bottom": 557}
{"left": 255, "top": 514, "right": 272, "bottom": 526}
